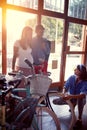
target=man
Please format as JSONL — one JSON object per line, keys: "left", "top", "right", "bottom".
{"left": 31, "top": 24, "right": 51, "bottom": 74}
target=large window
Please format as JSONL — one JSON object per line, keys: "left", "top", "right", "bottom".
{"left": 65, "top": 54, "right": 83, "bottom": 80}
{"left": 68, "top": 0, "right": 87, "bottom": 20}
{"left": 64, "top": 23, "right": 86, "bottom": 80}
{"left": 44, "top": 0, "right": 64, "bottom": 13}
{"left": 6, "top": 10, "right": 37, "bottom": 72}
{"left": 67, "top": 23, "right": 85, "bottom": 51}
{"left": 0, "top": 0, "right": 87, "bottom": 86}
{"left": 42, "top": 16, "right": 64, "bottom": 82}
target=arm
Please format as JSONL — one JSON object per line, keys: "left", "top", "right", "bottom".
{"left": 62, "top": 76, "right": 73, "bottom": 94}
{"left": 63, "top": 93, "right": 85, "bottom": 100}
{"left": 12, "top": 46, "right": 19, "bottom": 71}
{"left": 62, "top": 87, "right": 67, "bottom": 94}
{"left": 62, "top": 84, "right": 85, "bottom": 100}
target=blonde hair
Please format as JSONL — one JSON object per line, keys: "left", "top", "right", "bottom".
{"left": 21, "top": 26, "right": 32, "bottom": 40}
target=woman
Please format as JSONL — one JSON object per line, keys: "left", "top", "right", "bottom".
{"left": 53, "top": 64, "right": 87, "bottom": 128}
{"left": 12, "top": 26, "right": 33, "bottom": 97}
{"left": 12, "top": 26, "right": 33, "bottom": 75}
{"left": 63, "top": 64, "right": 87, "bottom": 128}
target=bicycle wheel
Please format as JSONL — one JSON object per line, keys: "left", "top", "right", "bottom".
{"left": 31, "top": 105, "right": 61, "bottom": 130}
{"left": 46, "top": 90, "right": 77, "bottom": 130}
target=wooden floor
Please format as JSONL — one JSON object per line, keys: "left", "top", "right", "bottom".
{"left": 50, "top": 95, "right": 87, "bottom": 130}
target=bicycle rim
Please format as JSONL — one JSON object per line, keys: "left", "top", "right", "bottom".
{"left": 31, "top": 105, "right": 61, "bottom": 130}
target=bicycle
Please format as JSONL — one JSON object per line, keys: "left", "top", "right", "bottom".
{"left": 0, "top": 73, "right": 39, "bottom": 130}
{"left": 0, "top": 73, "right": 22, "bottom": 130}
{"left": 8, "top": 58, "right": 61, "bottom": 130}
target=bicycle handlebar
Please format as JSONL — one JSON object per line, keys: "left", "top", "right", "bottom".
{"left": 0, "top": 76, "right": 21, "bottom": 106}
{"left": 0, "top": 77, "right": 21, "bottom": 96}
{"left": 24, "top": 58, "right": 51, "bottom": 76}
{"left": 24, "top": 58, "right": 33, "bottom": 69}
{"left": 8, "top": 78, "right": 21, "bottom": 86}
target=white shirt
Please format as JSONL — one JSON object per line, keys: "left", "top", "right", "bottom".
{"left": 14, "top": 41, "right": 33, "bottom": 68}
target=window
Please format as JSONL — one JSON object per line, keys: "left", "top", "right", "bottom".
{"left": 67, "top": 23, "right": 85, "bottom": 51}
{"left": 65, "top": 54, "right": 83, "bottom": 80}
{"left": 64, "top": 22, "right": 86, "bottom": 80}
{"left": 7, "top": 0, "right": 38, "bottom": 10}
{"left": 44, "top": 0, "right": 64, "bottom": 13}
{"left": 0, "top": 0, "right": 87, "bottom": 86}
{"left": 68, "top": 0, "right": 87, "bottom": 20}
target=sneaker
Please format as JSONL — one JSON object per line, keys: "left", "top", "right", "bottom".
{"left": 53, "top": 98, "right": 68, "bottom": 105}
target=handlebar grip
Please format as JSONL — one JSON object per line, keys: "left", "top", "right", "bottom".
{"left": 8, "top": 78, "right": 21, "bottom": 86}
{"left": 24, "top": 58, "right": 33, "bottom": 68}
{"left": 1, "top": 78, "right": 21, "bottom": 96}
{"left": 8, "top": 72, "right": 18, "bottom": 76}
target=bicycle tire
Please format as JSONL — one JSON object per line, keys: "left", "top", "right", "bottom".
{"left": 46, "top": 91, "right": 76, "bottom": 129}
{"left": 31, "top": 105, "right": 61, "bottom": 130}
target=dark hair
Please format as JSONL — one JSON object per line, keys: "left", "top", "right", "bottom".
{"left": 77, "top": 64, "right": 87, "bottom": 80}
{"left": 35, "top": 25, "right": 45, "bottom": 32}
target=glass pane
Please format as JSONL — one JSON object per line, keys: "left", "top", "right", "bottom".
{"left": 7, "top": 0, "right": 38, "bottom": 10}
{"left": 44, "top": 0, "right": 64, "bottom": 13}
{"left": 68, "top": 23, "right": 85, "bottom": 51}
{"left": 68, "top": 0, "right": 87, "bottom": 20}
{"left": 42, "top": 16, "right": 64, "bottom": 82}
{"left": 6, "top": 9, "right": 37, "bottom": 72}
{"left": 0, "top": 8, "right": 2, "bottom": 73}
{"left": 65, "top": 54, "right": 83, "bottom": 80}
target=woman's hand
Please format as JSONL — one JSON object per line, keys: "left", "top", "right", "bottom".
{"left": 62, "top": 94, "right": 72, "bottom": 100}
{"left": 62, "top": 93, "right": 85, "bottom": 100}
